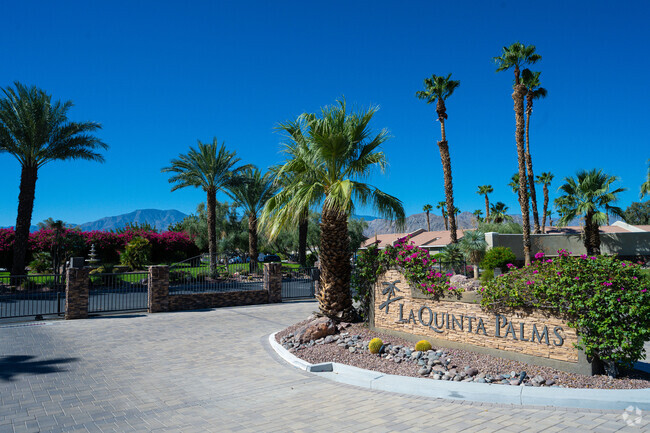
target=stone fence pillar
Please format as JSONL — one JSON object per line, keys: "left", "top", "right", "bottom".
{"left": 264, "top": 263, "right": 282, "bottom": 303}
{"left": 65, "top": 267, "right": 89, "bottom": 320}
{"left": 148, "top": 265, "right": 169, "bottom": 313}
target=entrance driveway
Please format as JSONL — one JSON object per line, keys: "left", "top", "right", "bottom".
{"left": 0, "top": 302, "right": 646, "bottom": 432}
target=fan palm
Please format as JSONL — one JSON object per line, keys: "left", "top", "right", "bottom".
{"left": 262, "top": 99, "right": 405, "bottom": 320}
{"left": 225, "top": 167, "right": 278, "bottom": 273}
{"left": 472, "top": 209, "right": 483, "bottom": 228}
{"left": 460, "top": 230, "right": 487, "bottom": 279}
{"left": 0, "top": 82, "right": 107, "bottom": 276}
{"left": 416, "top": 73, "right": 460, "bottom": 243}
{"left": 521, "top": 69, "right": 547, "bottom": 234}
{"left": 162, "top": 139, "right": 247, "bottom": 274}
{"left": 272, "top": 115, "right": 318, "bottom": 267}
{"left": 641, "top": 160, "right": 650, "bottom": 199}
{"left": 535, "top": 172, "right": 554, "bottom": 233}
{"left": 490, "top": 202, "right": 512, "bottom": 224}
{"left": 436, "top": 201, "right": 448, "bottom": 230}
{"left": 555, "top": 169, "right": 625, "bottom": 255}
{"left": 476, "top": 185, "right": 493, "bottom": 222}
{"left": 422, "top": 204, "right": 433, "bottom": 231}
{"left": 494, "top": 42, "right": 541, "bottom": 265}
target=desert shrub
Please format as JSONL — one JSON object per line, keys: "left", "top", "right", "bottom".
{"left": 29, "top": 252, "right": 53, "bottom": 273}
{"left": 480, "top": 247, "right": 517, "bottom": 273}
{"left": 120, "top": 237, "right": 151, "bottom": 271}
{"left": 481, "top": 251, "right": 650, "bottom": 376}
{"left": 351, "top": 245, "right": 382, "bottom": 320}
{"left": 415, "top": 340, "right": 432, "bottom": 352}
{"left": 306, "top": 252, "right": 318, "bottom": 267}
{"left": 368, "top": 338, "right": 383, "bottom": 354}
{"left": 0, "top": 228, "right": 14, "bottom": 269}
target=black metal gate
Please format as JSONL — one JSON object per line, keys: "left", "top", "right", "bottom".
{"left": 282, "top": 267, "right": 317, "bottom": 300}
{"left": 0, "top": 274, "right": 66, "bottom": 319}
{"left": 88, "top": 272, "right": 149, "bottom": 313}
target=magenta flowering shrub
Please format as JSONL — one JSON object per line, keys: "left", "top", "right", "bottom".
{"left": 380, "top": 237, "right": 463, "bottom": 299}
{"left": 481, "top": 251, "right": 650, "bottom": 374}
{"left": 0, "top": 228, "right": 15, "bottom": 268}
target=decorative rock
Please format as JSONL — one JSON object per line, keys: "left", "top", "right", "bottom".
{"left": 411, "top": 351, "right": 422, "bottom": 359}
{"left": 323, "top": 335, "right": 336, "bottom": 344}
{"left": 418, "top": 367, "right": 431, "bottom": 375}
{"left": 453, "top": 375, "right": 462, "bottom": 382}
{"left": 295, "top": 317, "right": 337, "bottom": 343}
{"left": 348, "top": 347, "right": 356, "bottom": 353}
{"left": 466, "top": 367, "right": 479, "bottom": 377}
{"left": 517, "top": 371, "right": 527, "bottom": 385}
{"left": 510, "top": 379, "right": 520, "bottom": 386}
{"left": 510, "top": 371, "right": 517, "bottom": 377}
{"left": 546, "top": 379, "right": 556, "bottom": 386}
{"left": 432, "top": 374, "right": 441, "bottom": 380}
{"left": 476, "top": 378, "right": 486, "bottom": 383}
{"left": 532, "top": 375, "right": 546, "bottom": 385}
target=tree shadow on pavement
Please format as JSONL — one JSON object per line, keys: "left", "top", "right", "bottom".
{"left": 0, "top": 355, "right": 78, "bottom": 382}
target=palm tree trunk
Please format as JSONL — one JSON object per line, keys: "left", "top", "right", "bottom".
{"left": 443, "top": 211, "right": 448, "bottom": 231}
{"left": 484, "top": 195, "right": 490, "bottom": 223}
{"left": 298, "top": 209, "right": 308, "bottom": 267}
{"left": 248, "top": 213, "right": 258, "bottom": 274}
{"left": 542, "top": 185, "right": 549, "bottom": 233}
{"left": 206, "top": 188, "right": 217, "bottom": 275}
{"left": 513, "top": 84, "right": 531, "bottom": 265}
{"left": 438, "top": 118, "right": 457, "bottom": 243}
{"left": 525, "top": 97, "right": 541, "bottom": 234}
{"left": 318, "top": 205, "right": 353, "bottom": 320}
{"left": 11, "top": 165, "right": 38, "bottom": 276}
{"left": 584, "top": 211, "right": 601, "bottom": 255}
{"left": 426, "top": 212, "right": 430, "bottom": 231}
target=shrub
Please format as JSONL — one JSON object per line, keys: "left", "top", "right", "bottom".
{"left": 306, "top": 252, "right": 318, "bottom": 267}
{"left": 481, "top": 252, "right": 650, "bottom": 376}
{"left": 29, "top": 252, "right": 52, "bottom": 273}
{"left": 415, "top": 340, "right": 432, "bottom": 352}
{"left": 120, "top": 236, "right": 151, "bottom": 271}
{"left": 368, "top": 338, "right": 383, "bottom": 354}
{"left": 351, "top": 245, "right": 382, "bottom": 320}
{"left": 480, "top": 247, "right": 517, "bottom": 273}
{"left": 0, "top": 228, "right": 15, "bottom": 269}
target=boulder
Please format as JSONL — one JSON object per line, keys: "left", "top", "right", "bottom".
{"left": 295, "top": 317, "right": 337, "bottom": 343}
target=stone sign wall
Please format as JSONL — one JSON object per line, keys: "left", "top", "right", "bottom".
{"left": 372, "top": 269, "right": 593, "bottom": 374}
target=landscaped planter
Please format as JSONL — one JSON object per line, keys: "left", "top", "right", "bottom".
{"left": 371, "top": 269, "right": 595, "bottom": 375}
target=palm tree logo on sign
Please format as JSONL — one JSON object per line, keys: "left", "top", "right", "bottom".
{"left": 621, "top": 406, "right": 642, "bottom": 426}
{"left": 379, "top": 280, "right": 403, "bottom": 314}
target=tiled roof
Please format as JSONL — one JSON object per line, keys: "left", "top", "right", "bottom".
{"left": 361, "top": 229, "right": 464, "bottom": 249}
{"left": 543, "top": 226, "right": 630, "bottom": 234}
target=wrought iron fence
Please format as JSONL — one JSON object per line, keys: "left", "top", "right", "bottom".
{"left": 282, "top": 267, "right": 317, "bottom": 300}
{"left": 0, "top": 274, "right": 66, "bottom": 319}
{"left": 88, "top": 272, "right": 149, "bottom": 313}
{"left": 168, "top": 264, "right": 264, "bottom": 294}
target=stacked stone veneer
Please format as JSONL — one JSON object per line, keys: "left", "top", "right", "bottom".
{"left": 373, "top": 269, "right": 585, "bottom": 370}
{"left": 148, "top": 263, "right": 283, "bottom": 313}
{"left": 65, "top": 268, "right": 89, "bottom": 320}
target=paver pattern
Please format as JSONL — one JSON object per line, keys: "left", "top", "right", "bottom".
{"left": 0, "top": 302, "right": 648, "bottom": 432}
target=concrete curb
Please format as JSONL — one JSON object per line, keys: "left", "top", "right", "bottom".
{"left": 268, "top": 332, "right": 650, "bottom": 410}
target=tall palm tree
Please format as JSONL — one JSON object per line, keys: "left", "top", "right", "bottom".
{"left": 494, "top": 42, "right": 541, "bottom": 265}
{"left": 436, "top": 201, "right": 448, "bottom": 230}
{"left": 262, "top": 99, "right": 405, "bottom": 320}
{"left": 422, "top": 204, "right": 433, "bottom": 231}
{"left": 555, "top": 169, "right": 625, "bottom": 255}
{"left": 490, "top": 202, "right": 511, "bottom": 224}
{"left": 225, "top": 167, "right": 278, "bottom": 273}
{"left": 521, "top": 69, "right": 547, "bottom": 234}
{"left": 273, "top": 115, "right": 317, "bottom": 267}
{"left": 641, "top": 159, "right": 650, "bottom": 199}
{"left": 0, "top": 82, "right": 107, "bottom": 276}
{"left": 472, "top": 209, "right": 483, "bottom": 228}
{"left": 162, "top": 139, "right": 247, "bottom": 275}
{"left": 460, "top": 230, "right": 487, "bottom": 279}
{"left": 476, "top": 185, "right": 493, "bottom": 222}
{"left": 535, "top": 172, "right": 554, "bottom": 233}
{"left": 508, "top": 173, "right": 522, "bottom": 194}
{"left": 416, "top": 73, "right": 460, "bottom": 243}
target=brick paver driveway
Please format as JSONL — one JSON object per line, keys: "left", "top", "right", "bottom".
{"left": 1, "top": 302, "right": 647, "bottom": 432}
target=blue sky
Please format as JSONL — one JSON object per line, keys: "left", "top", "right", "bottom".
{"left": 0, "top": 0, "right": 648, "bottom": 227}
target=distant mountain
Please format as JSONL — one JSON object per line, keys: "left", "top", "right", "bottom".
{"left": 351, "top": 214, "right": 378, "bottom": 222}
{"left": 76, "top": 209, "right": 188, "bottom": 232}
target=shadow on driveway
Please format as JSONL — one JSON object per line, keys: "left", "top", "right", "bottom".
{"left": 0, "top": 355, "right": 78, "bottom": 382}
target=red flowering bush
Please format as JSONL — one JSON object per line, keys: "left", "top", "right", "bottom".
{"left": 0, "top": 228, "right": 15, "bottom": 269}
{"left": 481, "top": 251, "right": 650, "bottom": 375}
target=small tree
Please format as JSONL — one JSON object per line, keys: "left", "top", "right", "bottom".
{"left": 120, "top": 237, "right": 151, "bottom": 271}
{"left": 460, "top": 231, "right": 487, "bottom": 279}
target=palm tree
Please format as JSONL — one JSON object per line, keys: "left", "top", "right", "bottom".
{"left": 508, "top": 173, "right": 522, "bottom": 194}
{"left": 416, "top": 73, "right": 460, "bottom": 243}
{"left": 490, "top": 202, "right": 511, "bottom": 224}
{"left": 262, "top": 99, "right": 405, "bottom": 320}
{"left": 472, "top": 209, "right": 483, "bottom": 228}
{"left": 272, "top": 115, "right": 317, "bottom": 267}
{"left": 0, "top": 82, "right": 107, "bottom": 276}
{"left": 476, "top": 185, "right": 493, "bottom": 222}
{"left": 535, "top": 172, "right": 554, "bottom": 233}
{"left": 162, "top": 139, "right": 247, "bottom": 275}
{"left": 422, "top": 204, "right": 433, "bottom": 231}
{"left": 521, "top": 69, "right": 547, "bottom": 234}
{"left": 494, "top": 42, "right": 542, "bottom": 266}
{"left": 641, "top": 160, "right": 650, "bottom": 199}
{"left": 436, "top": 201, "right": 448, "bottom": 230}
{"left": 225, "top": 167, "right": 278, "bottom": 273}
{"left": 460, "top": 230, "right": 487, "bottom": 279}
{"left": 555, "top": 169, "right": 625, "bottom": 255}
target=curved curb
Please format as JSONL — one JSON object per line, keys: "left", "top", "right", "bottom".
{"left": 269, "top": 332, "right": 650, "bottom": 410}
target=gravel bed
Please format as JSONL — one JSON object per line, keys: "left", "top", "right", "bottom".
{"left": 276, "top": 319, "right": 650, "bottom": 390}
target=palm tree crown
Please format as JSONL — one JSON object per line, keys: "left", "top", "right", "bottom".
{"left": 641, "top": 160, "right": 650, "bottom": 199}
{"left": 555, "top": 169, "right": 625, "bottom": 255}
{"left": 415, "top": 73, "right": 460, "bottom": 120}
{"left": 263, "top": 99, "right": 404, "bottom": 320}
{"left": 422, "top": 204, "right": 433, "bottom": 231}
{"left": 0, "top": 82, "right": 107, "bottom": 275}
{"left": 493, "top": 42, "right": 542, "bottom": 84}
